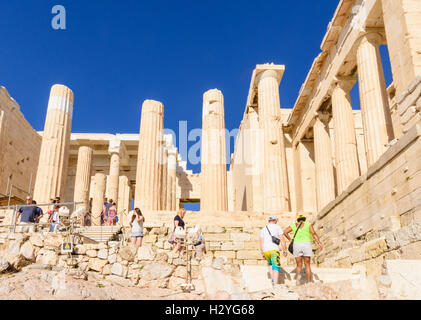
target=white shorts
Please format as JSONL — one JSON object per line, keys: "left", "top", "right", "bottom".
{"left": 293, "top": 242, "right": 313, "bottom": 258}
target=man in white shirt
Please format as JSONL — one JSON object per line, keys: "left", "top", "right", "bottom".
{"left": 260, "top": 215, "right": 287, "bottom": 286}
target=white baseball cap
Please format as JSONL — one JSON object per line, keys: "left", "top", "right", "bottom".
{"left": 268, "top": 215, "right": 278, "bottom": 222}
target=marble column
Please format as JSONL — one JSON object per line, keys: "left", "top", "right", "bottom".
{"left": 293, "top": 142, "right": 303, "bottom": 213}
{"left": 134, "top": 100, "right": 164, "bottom": 210}
{"left": 248, "top": 108, "right": 264, "bottom": 212}
{"left": 357, "top": 32, "right": 395, "bottom": 166}
{"left": 382, "top": 0, "right": 421, "bottom": 97}
{"left": 257, "top": 70, "right": 290, "bottom": 212}
{"left": 0, "top": 111, "right": 7, "bottom": 185}
{"left": 160, "top": 147, "right": 168, "bottom": 210}
{"left": 33, "top": 84, "right": 74, "bottom": 204}
{"left": 331, "top": 79, "right": 361, "bottom": 195}
{"left": 201, "top": 89, "right": 228, "bottom": 211}
{"left": 107, "top": 152, "right": 120, "bottom": 203}
{"left": 313, "top": 113, "right": 336, "bottom": 212}
{"left": 118, "top": 175, "right": 131, "bottom": 226}
{"left": 92, "top": 172, "right": 106, "bottom": 226}
{"left": 167, "top": 148, "right": 177, "bottom": 211}
{"left": 73, "top": 146, "right": 93, "bottom": 210}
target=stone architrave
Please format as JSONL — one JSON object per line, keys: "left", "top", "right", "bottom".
{"left": 33, "top": 84, "right": 74, "bottom": 204}
{"left": 134, "top": 100, "right": 164, "bottom": 210}
{"left": 257, "top": 68, "right": 290, "bottom": 212}
{"left": 331, "top": 78, "right": 361, "bottom": 195}
{"left": 356, "top": 32, "right": 395, "bottom": 166}
{"left": 73, "top": 145, "right": 93, "bottom": 210}
{"left": 201, "top": 89, "right": 228, "bottom": 211}
{"left": 313, "top": 112, "right": 336, "bottom": 212}
{"left": 92, "top": 173, "right": 106, "bottom": 226}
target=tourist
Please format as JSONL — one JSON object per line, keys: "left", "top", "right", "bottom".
{"left": 84, "top": 211, "right": 92, "bottom": 226}
{"left": 283, "top": 215, "right": 323, "bottom": 284}
{"left": 32, "top": 200, "right": 44, "bottom": 223}
{"left": 170, "top": 208, "right": 187, "bottom": 257}
{"left": 130, "top": 208, "right": 145, "bottom": 248}
{"left": 102, "top": 199, "right": 113, "bottom": 226}
{"left": 48, "top": 205, "right": 60, "bottom": 233}
{"left": 260, "top": 215, "right": 287, "bottom": 287}
{"left": 191, "top": 225, "right": 207, "bottom": 260}
{"left": 15, "top": 197, "right": 39, "bottom": 232}
{"left": 107, "top": 202, "right": 117, "bottom": 226}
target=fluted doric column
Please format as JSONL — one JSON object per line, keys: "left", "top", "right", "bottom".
{"left": 0, "top": 111, "right": 7, "bottom": 184}
{"left": 357, "top": 32, "right": 395, "bottom": 166}
{"left": 167, "top": 147, "right": 177, "bottom": 211}
{"left": 314, "top": 112, "right": 336, "bottom": 212}
{"left": 118, "top": 175, "right": 131, "bottom": 226}
{"left": 107, "top": 153, "right": 120, "bottom": 203}
{"left": 257, "top": 70, "right": 290, "bottom": 212}
{"left": 201, "top": 89, "right": 228, "bottom": 211}
{"left": 331, "top": 78, "right": 361, "bottom": 195}
{"left": 248, "top": 108, "right": 264, "bottom": 212}
{"left": 160, "top": 146, "right": 168, "bottom": 210}
{"left": 92, "top": 172, "right": 106, "bottom": 226}
{"left": 73, "top": 145, "right": 93, "bottom": 210}
{"left": 382, "top": 0, "right": 421, "bottom": 97}
{"left": 33, "top": 84, "right": 74, "bottom": 204}
{"left": 134, "top": 100, "right": 164, "bottom": 210}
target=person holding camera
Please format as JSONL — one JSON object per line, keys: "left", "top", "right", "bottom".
{"left": 260, "top": 215, "right": 287, "bottom": 287}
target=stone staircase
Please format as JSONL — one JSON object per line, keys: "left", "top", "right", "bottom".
{"left": 76, "top": 226, "right": 121, "bottom": 243}
{"left": 240, "top": 265, "right": 361, "bottom": 292}
{"left": 143, "top": 210, "right": 301, "bottom": 229}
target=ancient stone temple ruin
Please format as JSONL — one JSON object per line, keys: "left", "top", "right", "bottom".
{"left": 0, "top": 0, "right": 420, "bottom": 299}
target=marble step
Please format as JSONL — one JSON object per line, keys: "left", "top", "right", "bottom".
{"left": 240, "top": 265, "right": 360, "bottom": 293}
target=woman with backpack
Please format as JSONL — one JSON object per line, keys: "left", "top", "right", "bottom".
{"left": 283, "top": 215, "right": 323, "bottom": 284}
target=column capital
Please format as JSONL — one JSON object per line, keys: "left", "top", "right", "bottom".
{"left": 314, "top": 111, "right": 331, "bottom": 125}
{"left": 357, "top": 30, "right": 385, "bottom": 48}
{"left": 108, "top": 137, "right": 122, "bottom": 156}
{"left": 168, "top": 147, "right": 178, "bottom": 157}
{"left": 332, "top": 76, "right": 357, "bottom": 93}
{"left": 255, "top": 64, "right": 285, "bottom": 86}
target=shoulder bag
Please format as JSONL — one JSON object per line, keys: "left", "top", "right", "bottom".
{"left": 288, "top": 222, "right": 303, "bottom": 254}
{"left": 266, "top": 226, "right": 281, "bottom": 246}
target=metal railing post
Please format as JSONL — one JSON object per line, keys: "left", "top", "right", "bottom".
{"left": 11, "top": 205, "right": 17, "bottom": 233}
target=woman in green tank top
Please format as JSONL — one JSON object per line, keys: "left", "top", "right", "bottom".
{"left": 283, "top": 215, "right": 323, "bottom": 284}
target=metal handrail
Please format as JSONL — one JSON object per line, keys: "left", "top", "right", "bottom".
{"left": 0, "top": 201, "right": 84, "bottom": 233}
{"left": 0, "top": 201, "right": 83, "bottom": 210}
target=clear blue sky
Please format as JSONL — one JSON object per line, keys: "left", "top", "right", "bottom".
{"left": 1, "top": 0, "right": 392, "bottom": 178}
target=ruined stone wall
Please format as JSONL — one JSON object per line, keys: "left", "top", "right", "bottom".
{"left": 315, "top": 123, "right": 421, "bottom": 271}
{"left": 0, "top": 87, "right": 41, "bottom": 200}
{"left": 139, "top": 210, "right": 305, "bottom": 267}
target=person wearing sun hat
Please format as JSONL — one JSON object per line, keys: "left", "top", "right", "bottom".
{"left": 283, "top": 214, "right": 323, "bottom": 284}
{"left": 260, "top": 215, "right": 287, "bottom": 287}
